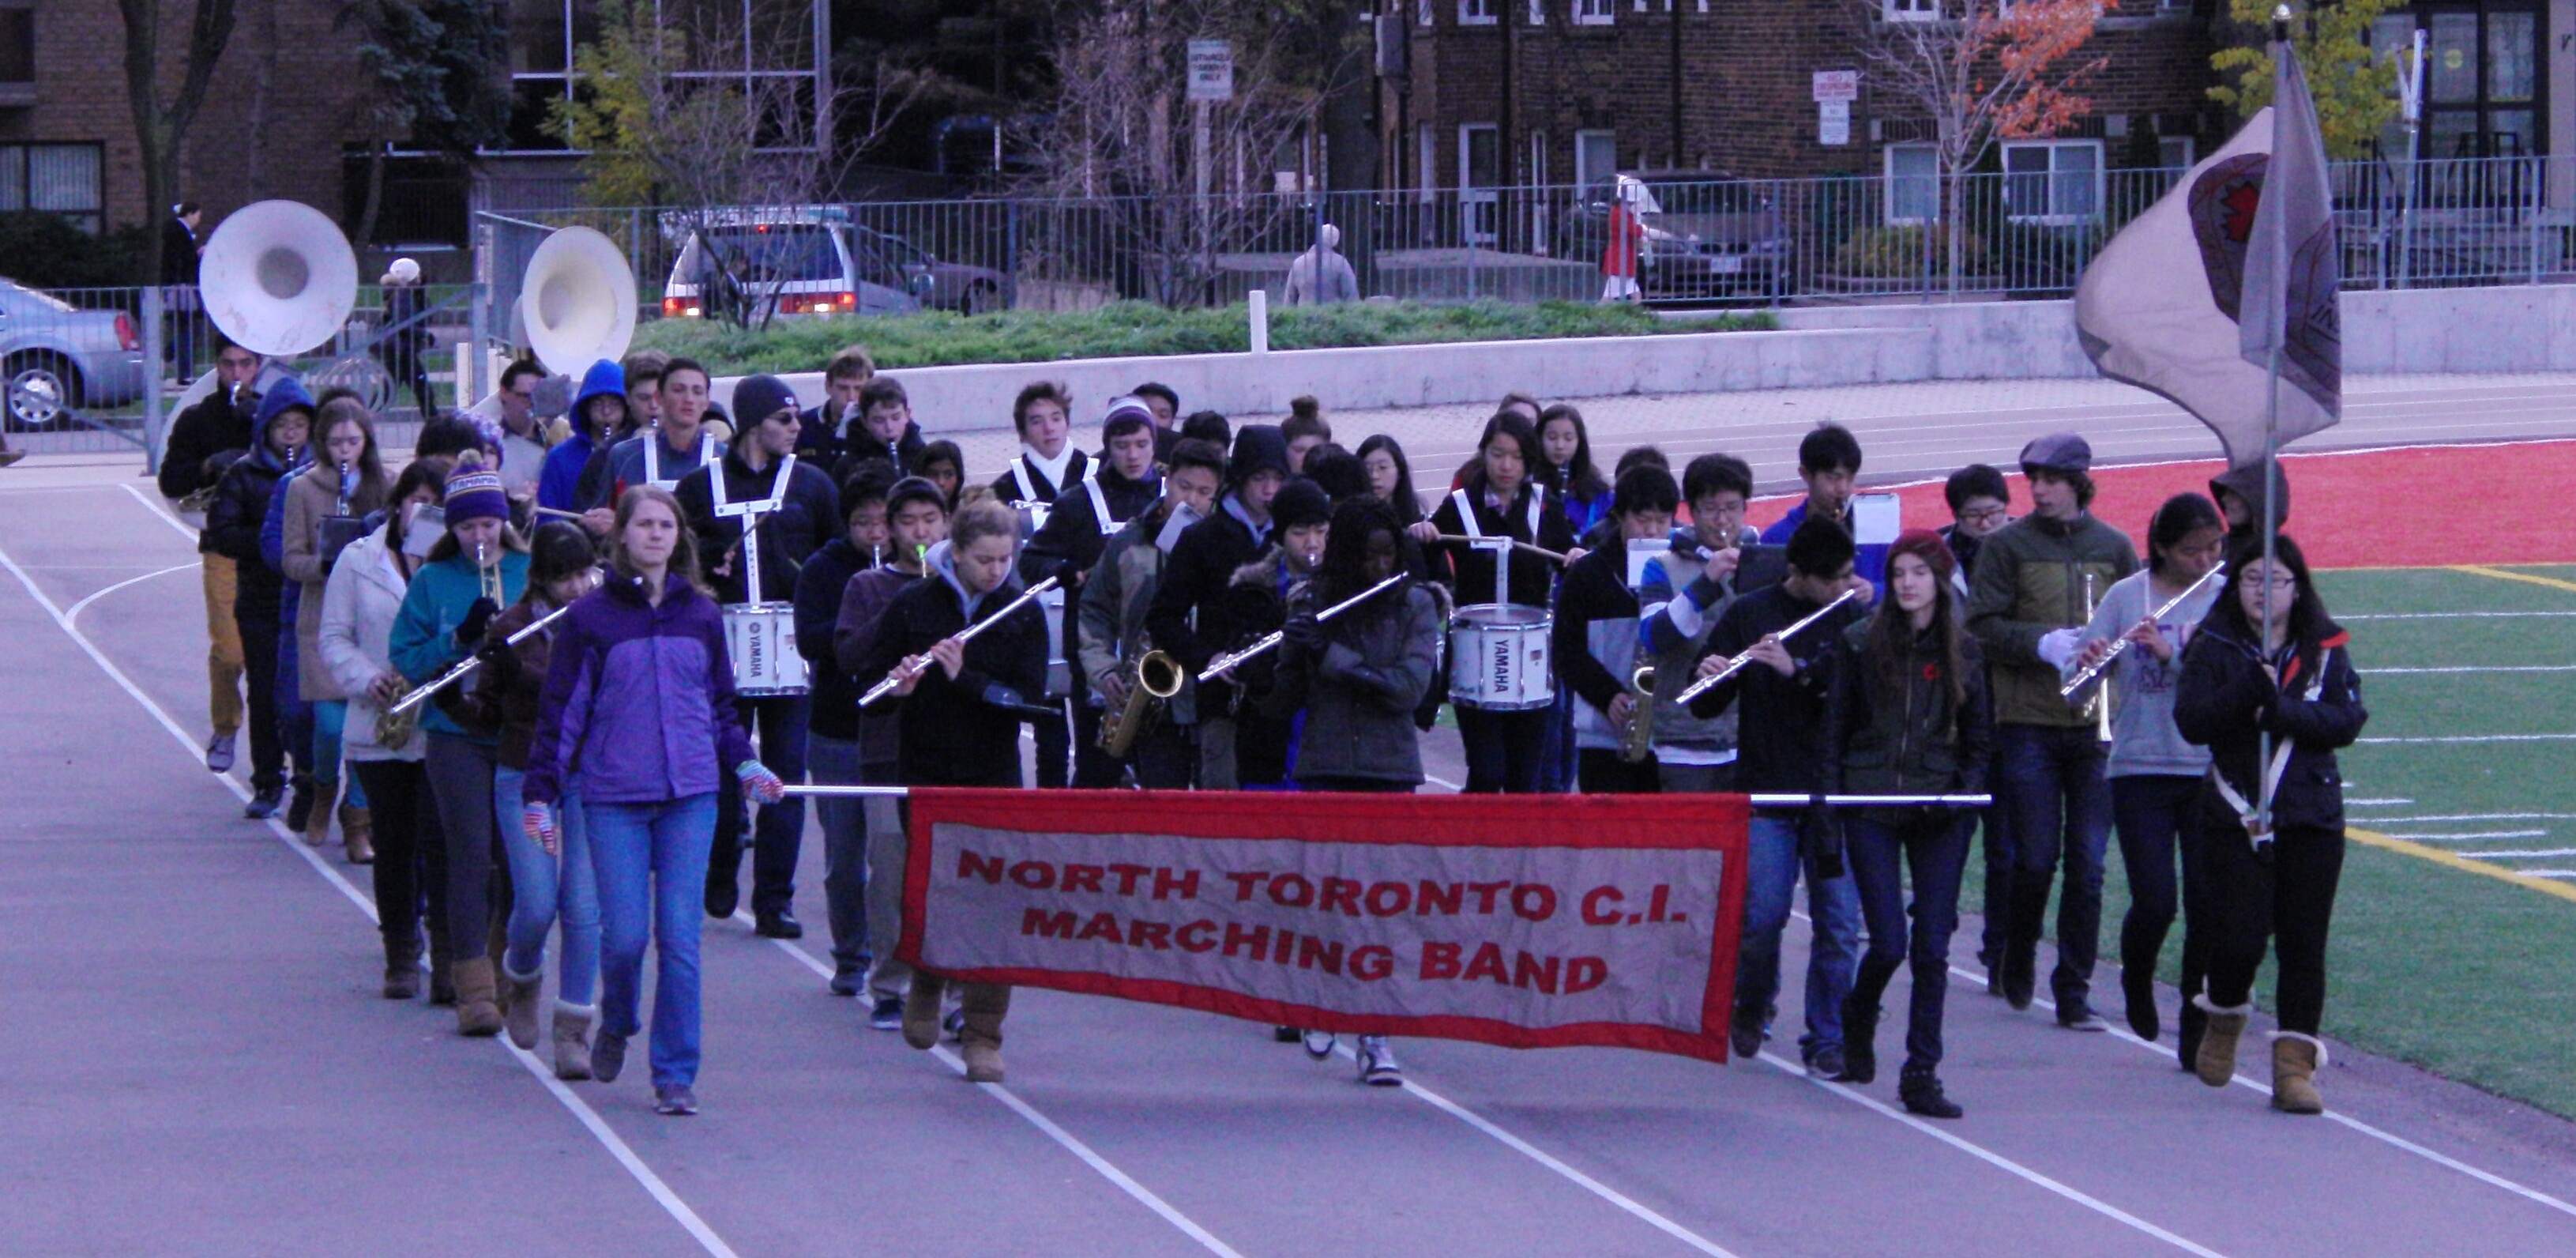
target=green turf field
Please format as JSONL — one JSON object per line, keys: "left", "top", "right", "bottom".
{"left": 2092, "top": 563, "right": 2576, "bottom": 1117}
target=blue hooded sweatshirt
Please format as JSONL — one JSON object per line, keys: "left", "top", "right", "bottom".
{"left": 539, "top": 359, "right": 629, "bottom": 513}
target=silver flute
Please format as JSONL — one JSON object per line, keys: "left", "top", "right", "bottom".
{"left": 1675, "top": 588, "right": 1860, "bottom": 705}
{"left": 1198, "top": 572, "right": 1408, "bottom": 684}
{"left": 2058, "top": 563, "right": 2227, "bottom": 698}
{"left": 859, "top": 576, "right": 1061, "bottom": 708}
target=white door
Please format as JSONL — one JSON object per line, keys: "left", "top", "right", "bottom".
{"left": 1460, "top": 123, "right": 1500, "bottom": 246}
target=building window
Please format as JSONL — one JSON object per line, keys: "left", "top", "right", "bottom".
{"left": 1885, "top": 144, "right": 1939, "bottom": 223}
{"left": 1884, "top": 0, "right": 1940, "bottom": 21}
{"left": 0, "top": 144, "right": 107, "bottom": 233}
{"left": 0, "top": 6, "right": 34, "bottom": 91}
{"left": 2158, "top": 136, "right": 2196, "bottom": 170}
{"left": 496, "top": 0, "right": 827, "bottom": 156}
{"left": 1574, "top": 0, "right": 1615, "bottom": 23}
{"left": 1459, "top": 0, "right": 1499, "bottom": 25}
{"left": 1575, "top": 130, "right": 1619, "bottom": 191}
{"left": 1420, "top": 0, "right": 1434, "bottom": 24}
{"left": 2003, "top": 140, "right": 2103, "bottom": 223}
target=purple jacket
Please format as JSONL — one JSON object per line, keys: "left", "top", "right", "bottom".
{"left": 523, "top": 571, "right": 754, "bottom": 807}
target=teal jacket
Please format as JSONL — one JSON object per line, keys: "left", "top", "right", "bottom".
{"left": 389, "top": 549, "right": 531, "bottom": 740}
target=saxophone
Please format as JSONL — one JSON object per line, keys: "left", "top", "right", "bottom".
{"left": 1618, "top": 665, "right": 1657, "bottom": 763}
{"left": 1098, "top": 650, "right": 1184, "bottom": 758}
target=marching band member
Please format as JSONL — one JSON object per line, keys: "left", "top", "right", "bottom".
{"left": 160, "top": 336, "right": 263, "bottom": 775}
{"left": 991, "top": 381, "right": 1091, "bottom": 504}
{"left": 1822, "top": 530, "right": 1992, "bottom": 1117}
{"left": 827, "top": 376, "right": 927, "bottom": 483}
{"left": 799, "top": 467, "right": 897, "bottom": 999}
{"left": 1685, "top": 515, "right": 1866, "bottom": 1075}
{"left": 1965, "top": 432, "right": 2138, "bottom": 1027}
{"left": 523, "top": 487, "right": 785, "bottom": 1115}
{"left": 537, "top": 359, "right": 630, "bottom": 529}
{"left": 2209, "top": 462, "right": 2291, "bottom": 548}
{"left": 1637, "top": 454, "right": 1754, "bottom": 792}
{"left": 1421, "top": 412, "right": 1583, "bottom": 793}
{"left": 1536, "top": 404, "right": 1611, "bottom": 537}
{"left": 1282, "top": 397, "right": 1332, "bottom": 475}
{"left": 1147, "top": 425, "right": 1293, "bottom": 791}
{"left": 1937, "top": 461, "right": 2014, "bottom": 978}
{"left": 1133, "top": 381, "right": 1181, "bottom": 460}
{"left": 2063, "top": 493, "right": 2226, "bottom": 1059}
{"left": 832, "top": 476, "right": 951, "bottom": 1029}
{"left": 280, "top": 397, "right": 389, "bottom": 859}
{"left": 606, "top": 358, "right": 724, "bottom": 499}
{"left": 1078, "top": 439, "right": 1228, "bottom": 789}
{"left": 1264, "top": 495, "right": 1444, "bottom": 1085}
{"left": 389, "top": 458, "right": 530, "bottom": 1037}
{"left": 793, "top": 345, "right": 881, "bottom": 472}
{"left": 318, "top": 458, "right": 450, "bottom": 1002}
{"left": 1555, "top": 465, "right": 1676, "bottom": 793}
{"left": 1356, "top": 435, "right": 1424, "bottom": 527}
{"left": 1023, "top": 397, "right": 1166, "bottom": 789}
{"left": 1216, "top": 478, "right": 1335, "bottom": 789}
{"left": 851, "top": 500, "right": 1051, "bottom": 1084}
{"left": 2173, "top": 533, "right": 2364, "bottom": 1114}
{"left": 918, "top": 440, "right": 968, "bottom": 513}
{"left": 674, "top": 375, "right": 837, "bottom": 936}
{"left": 469, "top": 522, "right": 604, "bottom": 1075}
{"left": 1763, "top": 424, "right": 1886, "bottom": 593}
{"left": 205, "top": 378, "right": 314, "bottom": 819}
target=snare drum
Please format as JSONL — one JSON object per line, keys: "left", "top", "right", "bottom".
{"left": 1448, "top": 604, "right": 1554, "bottom": 711}
{"left": 723, "top": 603, "right": 809, "bottom": 697}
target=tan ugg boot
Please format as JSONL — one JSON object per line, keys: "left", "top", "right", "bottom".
{"left": 959, "top": 983, "right": 1013, "bottom": 1083}
{"left": 340, "top": 805, "right": 373, "bottom": 864}
{"left": 903, "top": 972, "right": 946, "bottom": 1050}
{"left": 500, "top": 962, "right": 544, "bottom": 1050}
{"left": 2271, "top": 1033, "right": 2326, "bottom": 1115}
{"left": 552, "top": 1004, "right": 595, "bottom": 1082}
{"left": 453, "top": 958, "right": 503, "bottom": 1037}
{"left": 2194, "top": 995, "right": 2251, "bottom": 1089}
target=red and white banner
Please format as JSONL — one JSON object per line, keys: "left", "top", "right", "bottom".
{"left": 897, "top": 790, "right": 1750, "bottom": 1061}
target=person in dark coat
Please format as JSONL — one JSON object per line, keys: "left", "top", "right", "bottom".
{"left": 1021, "top": 396, "right": 1164, "bottom": 789}
{"left": 818, "top": 377, "right": 929, "bottom": 484}
{"left": 1821, "top": 529, "right": 1992, "bottom": 1120}
{"left": 671, "top": 374, "right": 837, "bottom": 939}
{"left": 795, "top": 465, "right": 894, "bottom": 998}
{"left": 2172, "top": 532, "right": 2364, "bottom": 1116}
{"left": 161, "top": 338, "right": 267, "bottom": 770}
{"left": 1554, "top": 465, "right": 1675, "bottom": 795}
{"left": 206, "top": 379, "right": 315, "bottom": 816}
{"left": 1145, "top": 425, "right": 1291, "bottom": 789}
{"left": 162, "top": 202, "right": 204, "bottom": 382}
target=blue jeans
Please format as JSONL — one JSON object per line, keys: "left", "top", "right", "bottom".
{"left": 1846, "top": 812, "right": 1974, "bottom": 1072}
{"left": 807, "top": 732, "right": 873, "bottom": 981}
{"left": 1736, "top": 813, "right": 1860, "bottom": 1061}
{"left": 1455, "top": 706, "right": 1547, "bottom": 793}
{"left": 493, "top": 766, "right": 600, "bottom": 1007}
{"left": 590, "top": 793, "right": 719, "bottom": 1088}
{"left": 710, "top": 694, "right": 808, "bottom": 917}
{"left": 1996, "top": 724, "right": 2113, "bottom": 1012}
{"left": 311, "top": 699, "right": 366, "bottom": 805}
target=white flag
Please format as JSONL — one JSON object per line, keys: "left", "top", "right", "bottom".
{"left": 2239, "top": 40, "right": 2341, "bottom": 423}
{"left": 2076, "top": 99, "right": 2341, "bottom": 466}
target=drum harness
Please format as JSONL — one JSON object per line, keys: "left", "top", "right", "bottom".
{"left": 641, "top": 428, "right": 717, "bottom": 492}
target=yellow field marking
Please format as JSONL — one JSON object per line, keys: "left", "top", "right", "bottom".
{"left": 2451, "top": 565, "right": 2576, "bottom": 595}
{"left": 2349, "top": 827, "right": 2576, "bottom": 906}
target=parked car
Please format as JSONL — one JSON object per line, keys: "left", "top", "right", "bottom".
{"left": 851, "top": 224, "right": 1007, "bottom": 314}
{"left": 1, "top": 279, "right": 146, "bottom": 431}
{"left": 1555, "top": 171, "right": 1792, "bottom": 300}
{"left": 662, "top": 223, "right": 926, "bottom": 322}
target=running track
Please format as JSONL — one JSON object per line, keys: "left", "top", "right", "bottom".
{"left": 8, "top": 378, "right": 2576, "bottom": 1255}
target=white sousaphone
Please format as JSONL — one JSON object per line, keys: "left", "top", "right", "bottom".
{"left": 199, "top": 200, "right": 360, "bottom": 358}
{"left": 517, "top": 226, "right": 638, "bottom": 377}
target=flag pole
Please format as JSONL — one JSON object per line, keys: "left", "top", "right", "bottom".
{"left": 2255, "top": 6, "right": 2293, "bottom": 842}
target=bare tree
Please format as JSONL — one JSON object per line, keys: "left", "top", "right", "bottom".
{"left": 1029, "top": 0, "right": 1319, "bottom": 307}
{"left": 1849, "top": 0, "right": 2104, "bottom": 295}
{"left": 116, "top": 0, "right": 240, "bottom": 281}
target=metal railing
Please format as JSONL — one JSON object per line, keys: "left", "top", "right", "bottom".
{"left": 470, "top": 153, "right": 2572, "bottom": 323}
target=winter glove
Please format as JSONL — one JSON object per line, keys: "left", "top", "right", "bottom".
{"left": 1281, "top": 611, "right": 1324, "bottom": 653}
{"left": 455, "top": 597, "right": 500, "bottom": 650}
{"left": 737, "top": 760, "right": 787, "bottom": 803}
{"left": 2036, "top": 627, "right": 2082, "bottom": 669}
{"left": 522, "top": 804, "right": 558, "bottom": 857}
{"left": 1800, "top": 801, "right": 1847, "bottom": 881}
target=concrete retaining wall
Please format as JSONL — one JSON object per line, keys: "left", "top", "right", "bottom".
{"left": 706, "top": 284, "right": 2576, "bottom": 431}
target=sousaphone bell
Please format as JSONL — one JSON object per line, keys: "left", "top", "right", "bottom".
{"left": 518, "top": 226, "right": 638, "bottom": 377}
{"left": 198, "top": 200, "right": 360, "bottom": 357}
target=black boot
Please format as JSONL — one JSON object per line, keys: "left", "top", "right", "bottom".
{"left": 1900, "top": 1064, "right": 1963, "bottom": 1119}
{"left": 2003, "top": 880, "right": 2051, "bottom": 1011}
{"left": 2175, "top": 992, "right": 2208, "bottom": 1072}
{"left": 2121, "top": 960, "right": 2160, "bottom": 1041}
{"left": 1840, "top": 991, "right": 1882, "bottom": 1085}
{"left": 284, "top": 774, "right": 318, "bottom": 833}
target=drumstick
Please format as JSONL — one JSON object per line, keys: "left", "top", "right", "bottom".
{"left": 532, "top": 506, "right": 585, "bottom": 520}
{"left": 1430, "top": 535, "right": 1572, "bottom": 564}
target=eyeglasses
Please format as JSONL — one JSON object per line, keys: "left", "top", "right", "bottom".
{"left": 1959, "top": 506, "right": 2009, "bottom": 525}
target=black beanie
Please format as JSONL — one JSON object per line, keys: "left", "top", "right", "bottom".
{"left": 1270, "top": 476, "right": 1333, "bottom": 530}
{"left": 1228, "top": 424, "right": 1291, "bottom": 487}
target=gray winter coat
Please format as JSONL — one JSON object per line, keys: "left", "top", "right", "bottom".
{"left": 1265, "top": 580, "right": 1442, "bottom": 787}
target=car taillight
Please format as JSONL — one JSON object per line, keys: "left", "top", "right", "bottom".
{"left": 116, "top": 312, "right": 139, "bottom": 350}
{"left": 779, "top": 292, "right": 854, "bottom": 315}
{"left": 662, "top": 296, "right": 703, "bottom": 318}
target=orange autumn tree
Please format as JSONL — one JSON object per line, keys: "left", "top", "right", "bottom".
{"left": 1850, "top": 0, "right": 2106, "bottom": 294}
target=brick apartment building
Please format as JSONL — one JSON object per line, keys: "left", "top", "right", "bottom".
{"left": 1380, "top": 0, "right": 2575, "bottom": 213}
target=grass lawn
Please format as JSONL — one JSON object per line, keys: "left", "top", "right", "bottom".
{"left": 2082, "top": 564, "right": 2576, "bottom": 1116}
{"left": 631, "top": 299, "right": 1773, "bottom": 376}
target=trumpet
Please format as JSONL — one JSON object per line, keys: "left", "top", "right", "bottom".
{"left": 1618, "top": 665, "right": 1657, "bottom": 763}
{"left": 2059, "top": 563, "right": 2224, "bottom": 698}
{"left": 1198, "top": 572, "right": 1407, "bottom": 684}
{"left": 860, "top": 576, "right": 1060, "bottom": 708}
{"left": 1675, "top": 588, "right": 1860, "bottom": 706}
{"left": 1098, "top": 650, "right": 1184, "bottom": 758}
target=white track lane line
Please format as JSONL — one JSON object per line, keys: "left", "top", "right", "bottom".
{"left": 121, "top": 482, "right": 203, "bottom": 542}
{"left": 1314, "top": 1041, "right": 1743, "bottom": 1257}
{"left": 1754, "top": 1052, "right": 2231, "bottom": 1258}
{"left": 0, "top": 541, "right": 746, "bottom": 1258}
{"left": 2360, "top": 733, "right": 2576, "bottom": 744}
{"left": 2367, "top": 665, "right": 2576, "bottom": 674}
{"left": 732, "top": 913, "right": 1250, "bottom": 1258}
{"left": 66, "top": 560, "right": 197, "bottom": 623}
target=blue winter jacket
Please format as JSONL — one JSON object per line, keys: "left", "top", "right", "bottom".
{"left": 521, "top": 571, "right": 755, "bottom": 807}
{"left": 388, "top": 548, "right": 532, "bottom": 740}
